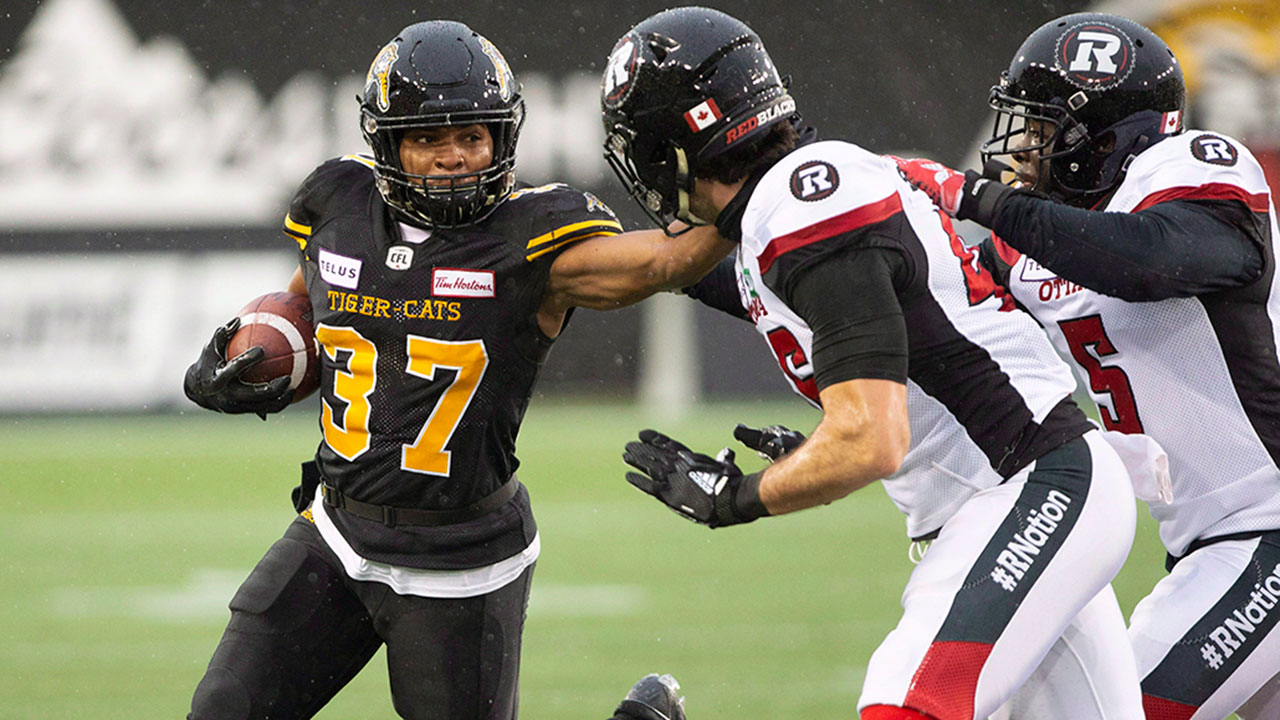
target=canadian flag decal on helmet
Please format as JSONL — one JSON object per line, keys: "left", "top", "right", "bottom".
{"left": 684, "top": 99, "right": 723, "bottom": 132}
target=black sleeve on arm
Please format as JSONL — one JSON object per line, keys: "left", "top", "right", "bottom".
{"left": 991, "top": 195, "right": 1266, "bottom": 301}
{"left": 783, "top": 247, "right": 909, "bottom": 390}
{"left": 683, "top": 256, "right": 750, "bottom": 321}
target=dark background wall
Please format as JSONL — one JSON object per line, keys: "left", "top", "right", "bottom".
{"left": 0, "top": 0, "right": 1089, "bottom": 163}
{"left": 0, "top": 0, "right": 1090, "bottom": 401}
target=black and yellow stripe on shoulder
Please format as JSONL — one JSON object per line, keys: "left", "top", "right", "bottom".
{"left": 525, "top": 219, "right": 623, "bottom": 261}
{"left": 283, "top": 213, "right": 312, "bottom": 251}
{"left": 340, "top": 153, "right": 376, "bottom": 169}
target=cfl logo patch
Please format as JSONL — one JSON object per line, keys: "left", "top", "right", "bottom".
{"left": 789, "top": 160, "right": 840, "bottom": 201}
{"left": 386, "top": 246, "right": 413, "bottom": 271}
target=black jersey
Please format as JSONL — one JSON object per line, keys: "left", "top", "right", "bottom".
{"left": 283, "top": 154, "right": 620, "bottom": 569}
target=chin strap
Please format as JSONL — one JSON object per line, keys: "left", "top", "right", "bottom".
{"left": 672, "top": 146, "right": 711, "bottom": 226}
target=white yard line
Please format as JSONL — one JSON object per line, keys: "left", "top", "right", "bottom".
{"left": 48, "top": 572, "right": 648, "bottom": 622}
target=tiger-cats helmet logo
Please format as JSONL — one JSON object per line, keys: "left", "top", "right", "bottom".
{"left": 477, "top": 36, "right": 515, "bottom": 102}
{"left": 366, "top": 42, "right": 399, "bottom": 112}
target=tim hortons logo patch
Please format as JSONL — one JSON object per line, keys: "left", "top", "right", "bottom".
{"left": 790, "top": 160, "right": 840, "bottom": 201}
{"left": 1191, "top": 134, "right": 1239, "bottom": 166}
{"left": 432, "top": 268, "right": 495, "bottom": 298}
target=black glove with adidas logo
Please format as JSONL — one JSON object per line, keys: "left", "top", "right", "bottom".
{"left": 623, "top": 429, "right": 769, "bottom": 528}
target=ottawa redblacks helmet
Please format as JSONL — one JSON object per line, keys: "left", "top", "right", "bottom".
{"left": 360, "top": 21, "right": 524, "bottom": 227}
{"left": 601, "top": 7, "right": 797, "bottom": 228}
{"left": 982, "top": 12, "right": 1185, "bottom": 205}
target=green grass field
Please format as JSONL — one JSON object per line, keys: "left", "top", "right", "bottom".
{"left": 2, "top": 401, "right": 1171, "bottom": 719}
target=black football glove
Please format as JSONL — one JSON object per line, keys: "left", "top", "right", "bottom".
{"left": 183, "top": 317, "right": 294, "bottom": 418}
{"left": 623, "top": 429, "right": 768, "bottom": 528}
{"left": 733, "top": 423, "right": 806, "bottom": 462}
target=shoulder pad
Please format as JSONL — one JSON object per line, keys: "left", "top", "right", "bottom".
{"left": 742, "top": 140, "right": 904, "bottom": 255}
{"left": 1112, "top": 132, "right": 1271, "bottom": 213}
{"left": 283, "top": 155, "right": 376, "bottom": 250}
{"left": 504, "top": 183, "right": 622, "bottom": 261}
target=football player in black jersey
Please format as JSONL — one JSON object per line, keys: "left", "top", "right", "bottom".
{"left": 181, "top": 20, "right": 721, "bottom": 720}
{"left": 606, "top": 7, "right": 1156, "bottom": 720}
{"left": 897, "top": 12, "right": 1280, "bottom": 720}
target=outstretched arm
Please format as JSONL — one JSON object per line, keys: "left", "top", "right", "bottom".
{"left": 895, "top": 157, "right": 1266, "bottom": 301}
{"left": 538, "top": 224, "right": 734, "bottom": 333}
{"left": 989, "top": 195, "right": 1264, "bottom": 301}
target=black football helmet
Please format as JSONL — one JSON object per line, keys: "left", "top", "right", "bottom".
{"left": 981, "top": 13, "right": 1185, "bottom": 205}
{"left": 601, "top": 7, "right": 796, "bottom": 228}
{"left": 360, "top": 21, "right": 524, "bottom": 227}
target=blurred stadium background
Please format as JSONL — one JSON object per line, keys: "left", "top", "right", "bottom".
{"left": 2, "top": 0, "right": 1276, "bottom": 717}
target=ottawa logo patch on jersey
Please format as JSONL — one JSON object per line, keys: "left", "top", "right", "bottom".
{"left": 789, "top": 160, "right": 839, "bottom": 201}
{"left": 602, "top": 36, "right": 638, "bottom": 108}
{"left": 1191, "top": 134, "right": 1239, "bottom": 166}
{"left": 1056, "top": 21, "right": 1135, "bottom": 90}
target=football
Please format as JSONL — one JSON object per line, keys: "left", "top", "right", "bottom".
{"left": 225, "top": 291, "right": 320, "bottom": 402}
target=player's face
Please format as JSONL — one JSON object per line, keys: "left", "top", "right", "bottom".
{"left": 399, "top": 124, "right": 494, "bottom": 184}
{"left": 1011, "top": 119, "right": 1055, "bottom": 190}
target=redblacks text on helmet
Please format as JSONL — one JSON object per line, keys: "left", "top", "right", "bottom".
{"left": 726, "top": 98, "right": 796, "bottom": 145}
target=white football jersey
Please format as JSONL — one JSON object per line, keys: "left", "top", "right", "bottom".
{"left": 734, "top": 140, "right": 1087, "bottom": 538}
{"left": 998, "top": 130, "right": 1280, "bottom": 556}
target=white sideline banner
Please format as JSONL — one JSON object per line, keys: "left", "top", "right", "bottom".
{"left": 0, "top": 252, "right": 296, "bottom": 411}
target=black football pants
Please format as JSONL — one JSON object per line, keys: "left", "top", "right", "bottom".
{"left": 188, "top": 515, "right": 534, "bottom": 720}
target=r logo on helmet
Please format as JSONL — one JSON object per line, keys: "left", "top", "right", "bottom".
{"left": 1056, "top": 22, "right": 1135, "bottom": 90}
{"left": 603, "top": 37, "right": 638, "bottom": 108}
{"left": 366, "top": 42, "right": 399, "bottom": 112}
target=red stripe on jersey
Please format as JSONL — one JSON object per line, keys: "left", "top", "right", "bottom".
{"left": 991, "top": 232, "right": 1021, "bottom": 266}
{"left": 1140, "top": 693, "right": 1197, "bottom": 720}
{"left": 860, "top": 705, "right": 937, "bottom": 720}
{"left": 902, "top": 640, "right": 992, "bottom": 720}
{"left": 758, "top": 193, "right": 903, "bottom": 274}
{"left": 1131, "top": 183, "right": 1270, "bottom": 214}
